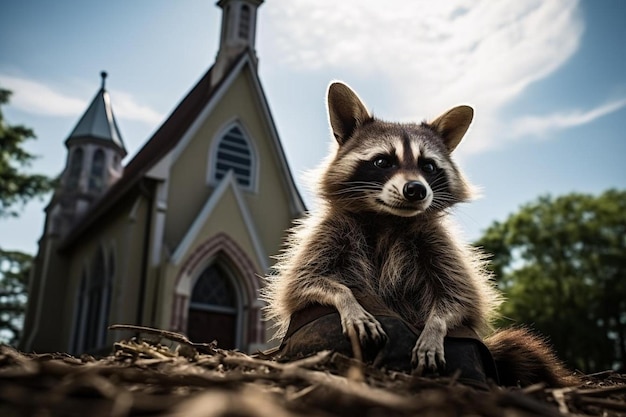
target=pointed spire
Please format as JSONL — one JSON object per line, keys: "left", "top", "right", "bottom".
{"left": 100, "top": 71, "right": 107, "bottom": 89}
{"left": 67, "top": 71, "right": 126, "bottom": 154}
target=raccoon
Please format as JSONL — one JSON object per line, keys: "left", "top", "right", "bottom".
{"left": 263, "top": 82, "right": 577, "bottom": 386}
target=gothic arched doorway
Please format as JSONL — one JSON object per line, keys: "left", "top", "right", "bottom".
{"left": 187, "top": 262, "right": 240, "bottom": 349}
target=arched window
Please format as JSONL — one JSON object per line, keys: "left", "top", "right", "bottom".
{"left": 212, "top": 125, "right": 255, "bottom": 189}
{"left": 89, "top": 149, "right": 106, "bottom": 192}
{"left": 67, "top": 147, "right": 83, "bottom": 190}
{"left": 187, "top": 263, "right": 239, "bottom": 349}
{"left": 239, "top": 5, "right": 251, "bottom": 39}
{"left": 83, "top": 248, "right": 108, "bottom": 351}
{"left": 72, "top": 270, "right": 88, "bottom": 354}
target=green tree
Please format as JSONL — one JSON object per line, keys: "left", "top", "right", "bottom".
{"left": 476, "top": 190, "right": 626, "bottom": 372}
{"left": 0, "top": 87, "right": 54, "bottom": 346}
{"left": 0, "top": 87, "right": 54, "bottom": 218}
{"left": 0, "top": 249, "right": 32, "bottom": 346}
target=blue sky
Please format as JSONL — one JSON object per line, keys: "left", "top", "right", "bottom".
{"left": 1, "top": 0, "right": 625, "bottom": 255}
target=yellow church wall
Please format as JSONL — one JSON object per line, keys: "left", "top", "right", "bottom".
{"left": 166, "top": 65, "right": 296, "bottom": 272}
{"left": 155, "top": 183, "right": 263, "bottom": 333}
{"left": 196, "top": 186, "right": 262, "bottom": 272}
{"left": 61, "top": 191, "right": 153, "bottom": 351}
{"left": 24, "top": 237, "right": 70, "bottom": 352}
{"left": 236, "top": 69, "right": 296, "bottom": 261}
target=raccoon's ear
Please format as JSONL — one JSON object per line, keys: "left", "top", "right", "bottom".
{"left": 429, "top": 105, "right": 474, "bottom": 152}
{"left": 327, "top": 82, "right": 371, "bottom": 145}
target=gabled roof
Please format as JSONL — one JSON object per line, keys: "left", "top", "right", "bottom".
{"left": 60, "top": 50, "right": 305, "bottom": 250}
{"left": 67, "top": 72, "right": 126, "bottom": 152}
{"left": 171, "top": 170, "right": 269, "bottom": 271}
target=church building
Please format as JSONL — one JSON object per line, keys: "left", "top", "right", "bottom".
{"left": 21, "top": 0, "right": 305, "bottom": 354}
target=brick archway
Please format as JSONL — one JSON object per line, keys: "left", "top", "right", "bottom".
{"left": 171, "top": 233, "right": 264, "bottom": 347}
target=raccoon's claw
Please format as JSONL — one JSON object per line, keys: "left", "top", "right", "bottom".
{"left": 411, "top": 330, "right": 446, "bottom": 374}
{"left": 341, "top": 308, "right": 387, "bottom": 347}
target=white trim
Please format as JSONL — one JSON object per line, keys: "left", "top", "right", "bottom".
{"left": 151, "top": 181, "right": 168, "bottom": 266}
{"left": 171, "top": 170, "right": 234, "bottom": 264}
{"left": 207, "top": 118, "right": 259, "bottom": 193}
{"left": 170, "top": 171, "right": 268, "bottom": 271}
{"left": 169, "top": 55, "right": 250, "bottom": 164}
{"left": 244, "top": 60, "right": 306, "bottom": 215}
{"left": 229, "top": 171, "right": 268, "bottom": 271}
{"left": 138, "top": 55, "right": 249, "bottom": 187}
{"left": 169, "top": 52, "right": 302, "bottom": 212}
{"left": 146, "top": 152, "right": 172, "bottom": 180}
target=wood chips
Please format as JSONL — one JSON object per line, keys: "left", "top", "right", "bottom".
{"left": 0, "top": 325, "right": 625, "bottom": 417}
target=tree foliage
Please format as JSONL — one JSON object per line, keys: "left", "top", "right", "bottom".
{"left": 0, "top": 249, "right": 32, "bottom": 346}
{"left": 0, "top": 87, "right": 54, "bottom": 218}
{"left": 476, "top": 190, "right": 626, "bottom": 372}
{"left": 0, "top": 87, "right": 54, "bottom": 345}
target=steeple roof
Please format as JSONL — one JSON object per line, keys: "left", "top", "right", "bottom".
{"left": 67, "top": 72, "right": 126, "bottom": 152}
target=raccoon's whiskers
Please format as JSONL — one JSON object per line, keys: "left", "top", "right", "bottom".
{"left": 330, "top": 181, "right": 383, "bottom": 197}
{"left": 428, "top": 178, "right": 458, "bottom": 212}
{"left": 332, "top": 188, "right": 378, "bottom": 196}
{"left": 428, "top": 198, "right": 454, "bottom": 212}
{"left": 428, "top": 175, "right": 448, "bottom": 190}
{"left": 336, "top": 180, "right": 383, "bottom": 190}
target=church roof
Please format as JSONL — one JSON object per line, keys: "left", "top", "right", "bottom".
{"left": 67, "top": 72, "right": 126, "bottom": 152}
{"left": 60, "top": 51, "right": 305, "bottom": 251}
{"left": 59, "top": 49, "right": 306, "bottom": 251}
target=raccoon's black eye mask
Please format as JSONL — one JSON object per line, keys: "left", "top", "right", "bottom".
{"left": 419, "top": 158, "right": 438, "bottom": 174}
{"left": 372, "top": 155, "right": 397, "bottom": 169}
{"left": 370, "top": 153, "right": 439, "bottom": 176}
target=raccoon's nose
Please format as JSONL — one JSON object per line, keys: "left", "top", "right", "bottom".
{"left": 403, "top": 181, "right": 428, "bottom": 202}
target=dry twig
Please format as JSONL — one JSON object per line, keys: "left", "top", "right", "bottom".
{"left": 0, "top": 326, "right": 624, "bottom": 417}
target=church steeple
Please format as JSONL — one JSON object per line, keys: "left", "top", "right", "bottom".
{"left": 211, "top": 0, "right": 263, "bottom": 86}
{"left": 67, "top": 72, "right": 126, "bottom": 152}
{"left": 47, "top": 72, "right": 127, "bottom": 237}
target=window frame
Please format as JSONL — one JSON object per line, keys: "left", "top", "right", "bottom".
{"left": 207, "top": 120, "right": 258, "bottom": 193}
{"left": 67, "top": 147, "right": 84, "bottom": 190}
{"left": 238, "top": 4, "right": 251, "bottom": 40}
{"left": 71, "top": 246, "right": 112, "bottom": 354}
{"left": 89, "top": 148, "right": 106, "bottom": 192}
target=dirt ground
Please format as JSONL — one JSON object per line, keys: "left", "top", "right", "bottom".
{"left": 1, "top": 325, "right": 625, "bottom": 417}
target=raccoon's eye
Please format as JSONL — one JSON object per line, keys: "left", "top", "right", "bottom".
{"left": 373, "top": 156, "right": 393, "bottom": 169}
{"left": 420, "top": 159, "right": 438, "bottom": 173}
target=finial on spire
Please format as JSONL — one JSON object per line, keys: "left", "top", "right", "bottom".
{"left": 100, "top": 71, "right": 108, "bottom": 89}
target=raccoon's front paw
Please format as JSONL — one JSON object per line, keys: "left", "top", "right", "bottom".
{"left": 411, "top": 328, "right": 446, "bottom": 374}
{"left": 340, "top": 306, "right": 387, "bottom": 346}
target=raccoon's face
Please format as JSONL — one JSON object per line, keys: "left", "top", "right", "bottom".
{"left": 321, "top": 81, "right": 475, "bottom": 217}
{"left": 322, "top": 123, "right": 469, "bottom": 217}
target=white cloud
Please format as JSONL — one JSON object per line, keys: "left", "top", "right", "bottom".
{"left": 509, "top": 98, "right": 626, "bottom": 139}
{"left": 0, "top": 74, "right": 86, "bottom": 116}
{"left": 109, "top": 89, "right": 163, "bottom": 125}
{"left": 0, "top": 74, "right": 163, "bottom": 125}
{"left": 264, "top": 0, "right": 585, "bottom": 153}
